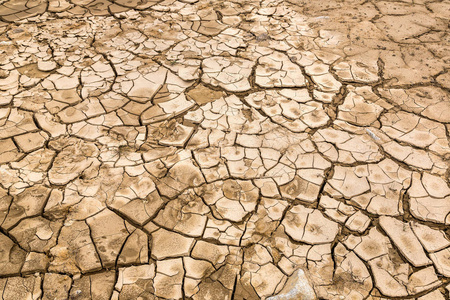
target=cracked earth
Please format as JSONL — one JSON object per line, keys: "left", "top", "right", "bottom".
{"left": 0, "top": 0, "right": 449, "bottom": 299}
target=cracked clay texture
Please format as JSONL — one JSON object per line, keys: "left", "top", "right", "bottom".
{"left": 0, "top": 0, "right": 449, "bottom": 299}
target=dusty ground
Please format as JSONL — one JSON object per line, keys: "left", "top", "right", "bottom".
{"left": 0, "top": 0, "right": 449, "bottom": 299}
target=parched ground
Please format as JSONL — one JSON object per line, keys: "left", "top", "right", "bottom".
{"left": 0, "top": 0, "right": 449, "bottom": 299}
